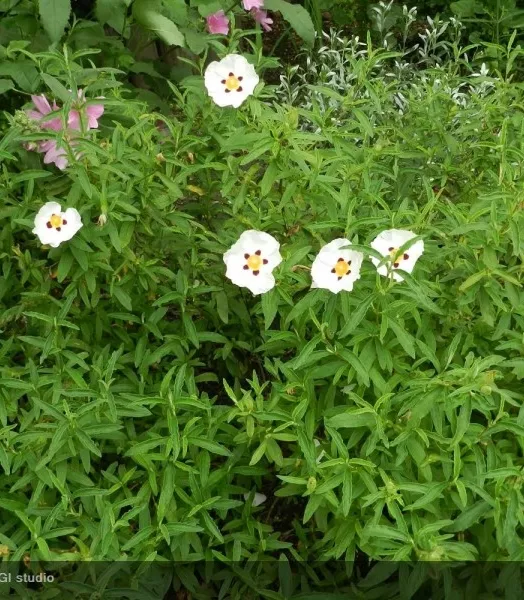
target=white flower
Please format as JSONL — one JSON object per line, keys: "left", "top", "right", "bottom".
{"left": 310, "top": 238, "right": 364, "bottom": 294}
{"left": 370, "top": 229, "right": 424, "bottom": 282}
{"left": 204, "top": 54, "right": 259, "bottom": 108}
{"left": 32, "top": 201, "right": 82, "bottom": 248}
{"left": 223, "top": 230, "right": 282, "bottom": 295}
{"left": 244, "top": 492, "right": 267, "bottom": 507}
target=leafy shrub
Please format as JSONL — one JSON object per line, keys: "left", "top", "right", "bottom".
{"left": 0, "top": 18, "right": 524, "bottom": 600}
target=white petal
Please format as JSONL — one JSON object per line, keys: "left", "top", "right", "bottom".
{"left": 221, "top": 54, "right": 250, "bottom": 74}
{"left": 224, "top": 253, "right": 251, "bottom": 286}
{"left": 204, "top": 60, "right": 223, "bottom": 80}
{"left": 33, "top": 227, "right": 57, "bottom": 246}
{"left": 245, "top": 272, "right": 276, "bottom": 295}
{"left": 321, "top": 238, "right": 352, "bottom": 253}
{"left": 371, "top": 229, "right": 418, "bottom": 254}
{"left": 224, "top": 259, "right": 276, "bottom": 294}
{"left": 209, "top": 89, "right": 249, "bottom": 108}
{"left": 62, "top": 208, "right": 83, "bottom": 237}
{"left": 32, "top": 201, "right": 62, "bottom": 232}
{"left": 228, "top": 90, "right": 251, "bottom": 108}
{"left": 264, "top": 249, "right": 283, "bottom": 270}
{"left": 244, "top": 492, "right": 267, "bottom": 507}
{"left": 238, "top": 230, "right": 280, "bottom": 255}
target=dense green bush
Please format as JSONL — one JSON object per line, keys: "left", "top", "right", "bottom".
{"left": 1, "top": 15, "right": 524, "bottom": 599}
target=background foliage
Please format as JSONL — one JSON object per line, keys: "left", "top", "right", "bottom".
{"left": 1, "top": 1, "right": 524, "bottom": 599}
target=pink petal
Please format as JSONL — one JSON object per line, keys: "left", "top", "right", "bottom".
{"left": 27, "top": 104, "right": 62, "bottom": 130}
{"left": 26, "top": 110, "right": 43, "bottom": 121}
{"left": 253, "top": 8, "right": 272, "bottom": 31}
{"left": 45, "top": 118, "right": 63, "bottom": 132}
{"left": 42, "top": 140, "right": 59, "bottom": 160}
{"left": 54, "top": 155, "right": 69, "bottom": 170}
{"left": 243, "top": 0, "right": 263, "bottom": 10}
{"left": 31, "top": 95, "right": 52, "bottom": 115}
{"left": 68, "top": 110, "right": 81, "bottom": 131}
{"left": 39, "top": 140, "right": 55, "bottom": 152}
{"left": 206, "top": 10, "right": 229, "bottom": 35}
{"left": 86, "top": 104, "right": 104, "bottom": 129}
{"left": 42, "top": 141, "right": 68, "bottom": 169}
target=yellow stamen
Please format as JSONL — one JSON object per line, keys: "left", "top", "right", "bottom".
{"left": 334, "top": 260, "right": 349, "bottom": 277}
{"left": 225, "top": 75, "right": 240, "bottom": 91}
{"left": 50, "top": 214, "right": 63, "bottom": 228}
{"left": 247, "top": 255, "right": 262, "bottom": 270}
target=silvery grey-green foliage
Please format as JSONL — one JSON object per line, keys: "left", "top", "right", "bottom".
{"left": 0, "top": 21, "right": 524, "bottom": 600}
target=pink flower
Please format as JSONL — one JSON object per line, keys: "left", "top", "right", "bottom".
{"left": 26, "top": 95, "right": 62, "bottom": 131}
{"left": 39, "top": 140, "right": 68, "bottom": 170}
{"left": 24, "top": 90, "right": 102, "bottom": 169}
{"left": 252, "top": 8, "right": 273, "bottom": 31}
{"left": 243, "top": 0, "right": 263, "bottom": 10}
{"left": 68, "top": 89, "right": 105, "bottom": 131}
{"left": 206, "top": 10, "right": 229, "bottom": 35}
{"left": 39, "top": 139, "right": 81, "bottom": 171}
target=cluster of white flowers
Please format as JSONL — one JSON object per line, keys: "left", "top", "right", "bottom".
{"left": 32, "top": 203, "right": 424, "bottom": 294}
{"left": 223, "top": 229, "right": 424, "bottom": 296}
{"left": 32, "top": 56, "right": 423, "bottom": 296}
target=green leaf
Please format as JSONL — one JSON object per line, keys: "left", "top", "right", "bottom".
{"left": 249, "top": 440, "right": 267, "bottom": 466}
{"left": 215, "top": 291, "right": 229, "bottom": 324}
{"left": 186, "top": 437, "right": 231, "bottom": 457}
{"left": 113, "top": 287, "right": 132, "bottom": 311}
{"left": 327, "top": 410, "right": 375, "bottom": 429}
{"left": 39, "top": 0, "right": 71, "bottom": 43}
{"left": 387, "top": 318, "right": 416, "bottom": 358}
{"left": 158, "top": 463, "right": 175, "bottom": 521}
{"left": 121, "top": 526, "right": 156, "bottom": 551}
{"left": 57, "top": 251, "right": 74, "bottom": 282}
{"left": 261, "top": 288, "right": 279, "bottom": 330}
{"left": 70, "top": 245, "right": 89, "bottom": 272}
{"left": 0, "top": 62, "right": 39, "bottom": 92}
{"left": 337, "top": 349, "right": 370, "bottom": 386}
{"left": 459, "top": 270, "right": 487, "bottom": 292}
{"left": 183, "top": 30, "right": 208, "bottom": 54}
{"left": 95, "top": 0, "right": 128, "bottom": 34}
{"left": 264, "top": 0, "right": 315, "bottom": 46}
{"left": 446, "top": 501, "right": 491, "bottom": 532}
{"left": 125, "top": 438, "right": 165, "bottom": 457}
{"left": 0, "top": 79, "right": 14, "bottom": 94}
{"left": 450, "top": 0, "right": 478, "bottom": 17}
{"left": 41, "top": 73, "right": 71, "bottom": 102}
{"left": 133, "top": 0, "right": 185, "bottom": 47}
{"left": 183, "top": 313, "right": 199, "bottom": 349}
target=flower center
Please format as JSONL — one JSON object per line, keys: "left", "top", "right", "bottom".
{"left": 247, "top": 255, "right": 262, "bottom": 270}
{"left": 331, "top": 257, "right": 351, "bottom": 280}
{"left": 243, "top": 250, "right": 269, "bottom": 276}
{"left": 226, "top": 75, "right": 240, "bottom": 90}
{"left": 46, "top": 213, "right": 67, "bottom": 231}
{"left": 388, "top": 247, "right": 409, "bottom": 268}
{"left": 221, "top": 73, "right": 244, "bottom": 93}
